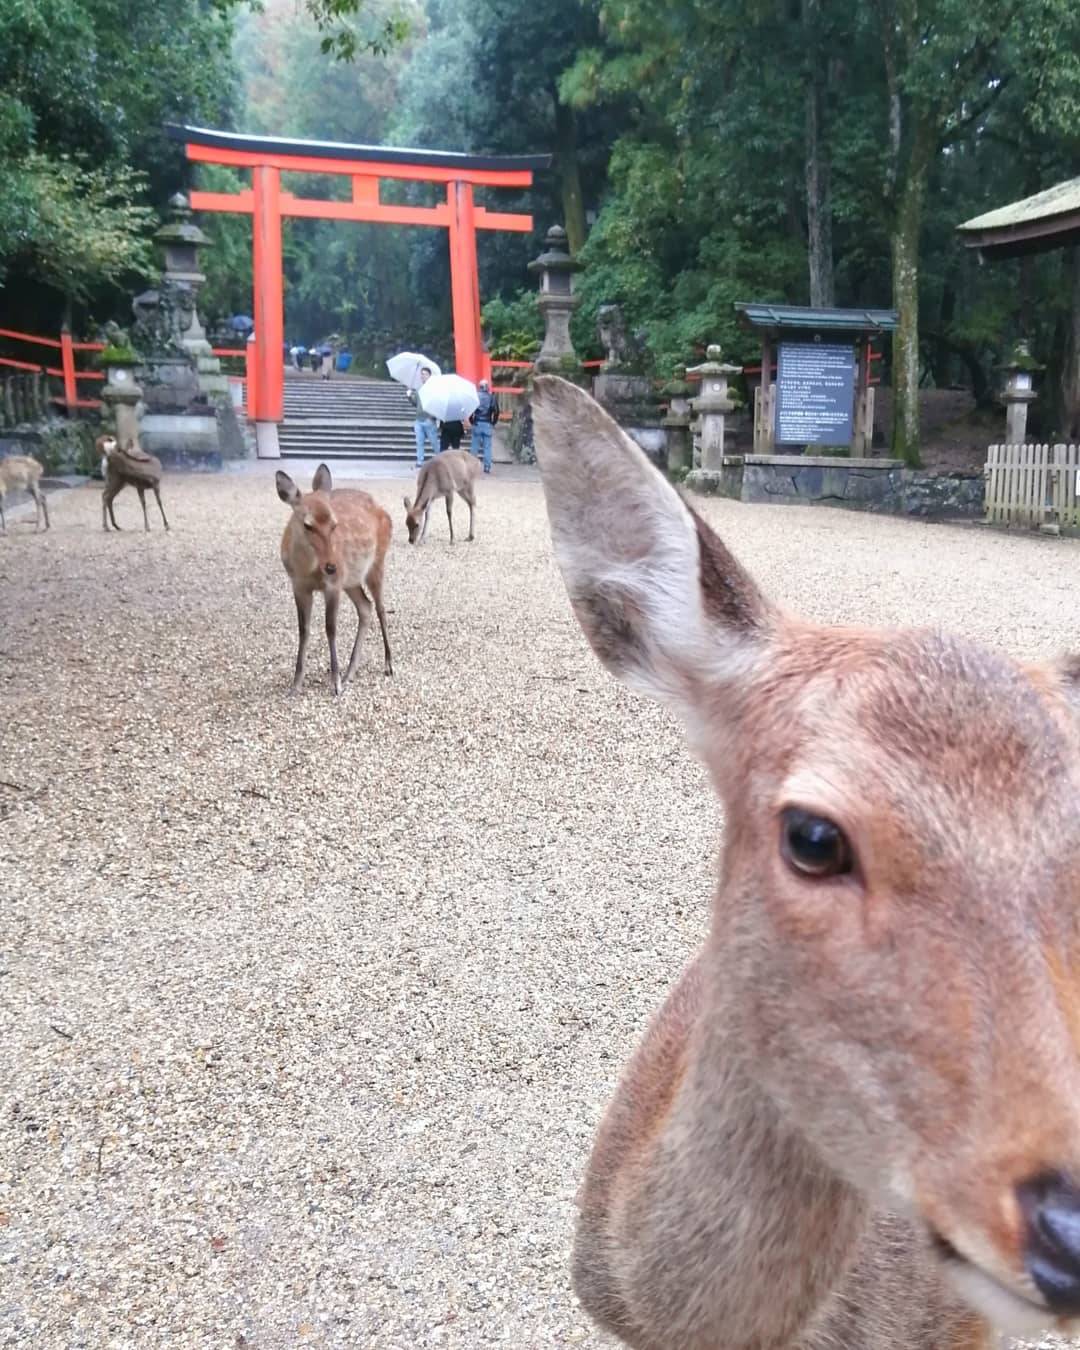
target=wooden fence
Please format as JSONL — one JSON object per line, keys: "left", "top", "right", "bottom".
{"left": 0, "top": 326, "right": 104, "bottom": 410}
{"left": 984, "top": 443, "right": 1080, "bottom": 531}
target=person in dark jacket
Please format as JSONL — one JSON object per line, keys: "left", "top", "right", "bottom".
{"left": 438, "top": 418, "right": 465, "bottom": 452}
{"left": 469, "top": 380, "right": 499, "bottom": 474}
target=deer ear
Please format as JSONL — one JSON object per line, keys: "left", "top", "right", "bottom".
{"left": 532, "top": 375, "right": 771, "bottom": 706}
{"left": 276, "top": 471, "right": 301, "bottom": 507}
{"left": 312, "top": 463, "right": 333, "bottom": 494}
{"left": 403, "top": 495, "right": 412, "bottom": 511}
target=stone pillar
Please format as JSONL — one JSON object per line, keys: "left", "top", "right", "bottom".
{"left": 689, "top": 344, "right": 742, "bottom": 471}
{"left": 1000, "top": 339, "right": 1040, "bottom": 445}
{"left": 661, "top": 365, "right": 694, "bottom": 473}
{"left": 101, "top": 359, "right": 144, "bottom": 448}
{"left": 528, "top": 224, "right": 583, "bottom": 376}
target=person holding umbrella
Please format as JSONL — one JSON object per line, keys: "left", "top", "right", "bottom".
{"left": 416, "top": 373, "right": 480, "bottom": 451}
{"left": 318, "top": 342, "right": 334, "bottom": 380}
{"left": 387, "top": 353, "right": 443, "bottom": 467}
{"left": 408, "top": 366, "right": 438, "bottom": 466}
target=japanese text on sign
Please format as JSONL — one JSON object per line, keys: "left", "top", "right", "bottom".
{"left": 776, "top": 343, "right": 856, "bottom": 446}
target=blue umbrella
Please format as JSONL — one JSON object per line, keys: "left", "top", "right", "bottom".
{"left": 229, "top": 314, "right": 254, "bottom": 332}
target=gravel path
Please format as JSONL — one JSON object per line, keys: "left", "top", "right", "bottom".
{"left": 2, "top": 465, "right": 1079, "bottom": 1349}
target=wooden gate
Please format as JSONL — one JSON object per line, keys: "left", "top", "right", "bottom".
{"left": 984, "top": 443, "right": 1080, "bottom": 530}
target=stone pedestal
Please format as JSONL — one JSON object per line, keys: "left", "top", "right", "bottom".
{"left": 255, "top": 422, "right": 281, "bottom": 460}
{"left": 101, "top": 363, "right": 144, "bottom": 449}
{"left": 661, "top": 366, "right": 694, "bottom": 473}
{"left": 690, "top": 344, "right": 742, "bottom": 471}
{"left": 593, "top": 372, "right": 665, "bottom": 461}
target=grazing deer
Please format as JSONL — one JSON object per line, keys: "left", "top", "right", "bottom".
{"left": 403, "top": 449, "right": 480, "bottom": 544}
{"left": 532, "top": 373, "right": 1080, "bottom": 1350}
{"left": 98, "top": 436, "right": 169, "bottom": 533}
{"left": 276, "top": 462, "right": 393, "bottom": 694}
{"left": 0, "top": 454, "right": 49, "bottom": 534}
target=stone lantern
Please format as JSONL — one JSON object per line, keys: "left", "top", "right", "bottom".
{"left": 527, "top": 224, "right": 582, "bottom": 375}
{"left": 999, "top": 339, "right": 1041, "bottom": 445}
{"left": 661, "top": 364, "right": 694, "bottom": 473}
{"left": 689, "top": 344, "right": 742, "bottom": 471}
{"left": 153, "top": 192, "right": 228, "bottom": 400}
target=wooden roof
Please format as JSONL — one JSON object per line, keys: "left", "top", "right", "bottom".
{"left": 734, "top": 302, "right": 898, "bottom": 334}
{"left": 957, "top": 176, "right": 1080, "bottom": 259}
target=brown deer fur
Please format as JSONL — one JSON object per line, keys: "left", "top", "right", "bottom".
{"left": 97, "top": 435, "right": 169, "bottom": 533}
{"left": 403, "top": 449, "right": 480, "bottom": 544}
{"left": 276, "top": 462, "right": 393, "bottom": 695}
{"left": 0, "top": 454, "right": 49, "bottom": 534}
{"left": 532, "top": 373, "right": 1080, "bottom": 1350}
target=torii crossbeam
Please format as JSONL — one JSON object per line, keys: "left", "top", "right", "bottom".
{"left": 167, "top": 124, "right": 550, "bottom": 456}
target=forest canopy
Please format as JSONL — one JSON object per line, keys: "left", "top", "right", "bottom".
{"left": 2, "top": 0, "right": 1079, "bottom": 454}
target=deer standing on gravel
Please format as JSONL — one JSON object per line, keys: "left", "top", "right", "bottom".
{"left": 0, "top": 454, "right": 49, "bottom": 534}
{"left": 98, "top": 435, "right": 169, "bottom": 533}
{"left": 403, "top": 449, "right": 479, "bottom": 544}
{"left": 276, "top": 462, "right": 393, "bottom": 694}
{"left": 532, "top": 373, "right": 1080, "bottom": 1350}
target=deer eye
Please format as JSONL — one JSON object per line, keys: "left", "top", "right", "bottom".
{"left": 780, "top": 808, "right": 852, "bottom": 879}
{"left": 303, "top": 520, "right": 314, "bottom": 531}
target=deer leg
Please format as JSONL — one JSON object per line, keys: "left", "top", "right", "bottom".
{"left": 419, "top": 502, "right": 431, "bottom": 542}
{"left": 290, "top": 589, "right": 313, "bottom": 694}
{"left": 153, "top": 485, "right": 169, "bottom": 532}
{"left": 103, "top": 484, "right": 121, "bottom": 531}
{"left": 366, "top": 565, "right": 393, "bottom": 676}
{"left": 325, "top": 588, "right": 342, "bottom": 696}
{"left": 0, "top": 495, "right": 6, "bottom": 535}
{"left": 445, "top": 493, "right": 454, "bottom": 543}
{"left": 34, "top": 484, "right": 49, "bottom": 532}
{"left": 342, "top": 585, "right": 373, "bottom": 687}
{"left": 462, "top": 487, "right": 476, "bottom": 542}
{"left": 136, "top": 486, "right": 150, "bottom": 532}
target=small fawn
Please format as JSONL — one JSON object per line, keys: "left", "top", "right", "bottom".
{"left": 403, "top": 449, "right": 480, "bottom": 544}
{"left": 0, "top": 454, "right": 49, "bottom": 534}
{"left": 276, "top": 462, "right": 393, "bottom": 694}
{"left": 533, "top": 374, "right": 1080, "bottom": 1350}
{"left": 97, "top": 435, "right": 169, "bottom": 533}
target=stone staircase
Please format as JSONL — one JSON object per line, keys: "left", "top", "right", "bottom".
{"left": 277, "top": 371, "right": 417, "bottom": 460}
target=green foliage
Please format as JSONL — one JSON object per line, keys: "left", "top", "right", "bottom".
{"left": 99, "top": 345, "right": 141, "bottom": 365}
{"left": 3, "top": 156, "right": 156, "bottom": 307}
{"left": 481, "top": 293, "right": 542, "bottom": 360}
{"left": 301, "top": 0, "right": 412, "bottom": 60}
{"left": 197, "top": 164, "right": 255, "bottom": 325}
{"left": 0, "top": 0, "right": 242, "bottom": 328}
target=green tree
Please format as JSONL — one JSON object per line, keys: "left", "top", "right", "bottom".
{"left": 863, "top": 0, "right": 1080, "bottom": 462}
{"left": 0, "top": 0, "right": 241, "bottom": 328}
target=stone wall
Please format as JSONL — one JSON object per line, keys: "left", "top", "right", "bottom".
{"left": 687, "top": 454, "right": 984, "bottom": 520}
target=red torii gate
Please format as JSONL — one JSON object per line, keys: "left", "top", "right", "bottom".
{"left": 167, "top": 125, "right": 549, "bottom": 454}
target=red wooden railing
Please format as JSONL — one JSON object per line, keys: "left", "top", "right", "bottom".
{"left": 489, "top": 356, "right": 605, "bottom": 395}
{"left": 0, "top": 327, "right": 105, "bottom": 410}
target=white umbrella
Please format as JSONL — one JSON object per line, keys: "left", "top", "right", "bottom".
{"left": 419, "top": 373, "right": 479, "bottom": 423}
{"left": 386, "top": 352, "right": 441, "bottom": 389}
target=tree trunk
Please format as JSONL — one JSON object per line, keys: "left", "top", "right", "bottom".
{"left": 802, "top": 0, "right": 834, "bottom": 307}
{"left": 890, "top": 141, "right": 930, "bottom": 467}
{"left": 553, "top": 98, "right": 587, "bottom": 256}
{"left": 1064, "top": 247, "right": 1080, "bottom": 441}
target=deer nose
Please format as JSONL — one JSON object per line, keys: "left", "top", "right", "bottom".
{"left": 324, "top": 562, "right": 337, "bottom": 576}
{"left": 1018, "top": 1173, "right": 1080, "bottom": 1313}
